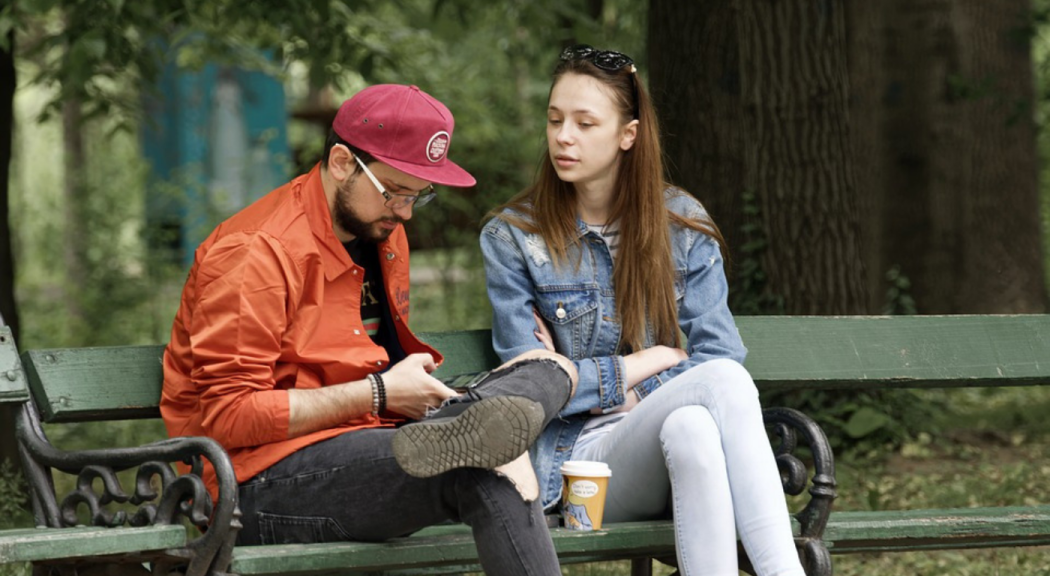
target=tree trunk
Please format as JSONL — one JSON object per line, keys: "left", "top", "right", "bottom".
{"left": 737, "top": 0, "right": 868, "bottom": 314}
{"left": 62, "top": 99, "right": 87, "bottom": 328}
{"left": 880, "top": 0, "right": 969, "bottom": 314}
{"left": 953, "top": 0, "right": 1045, "bottom": 312}
{"left": 880, "top": 0, "right": 1045, "bottom": 313}
{"left": 649, "top": 0, "right": 746, "bottom": 260}
{"left": 0, "top": 25, "right": 21, "bottom": 476}
{"left": 0, "top": 27, "right": 20, "bottom": 472}
{"left": 1, "top": 30, "right": 17, "bottom": 339}
{"left": 846, "top": 0, "right": 888, "bottom": 312}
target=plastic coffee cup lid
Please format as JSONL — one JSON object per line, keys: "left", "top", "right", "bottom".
{"left": 560, "top": 460, "right": 612, "bottom": 477}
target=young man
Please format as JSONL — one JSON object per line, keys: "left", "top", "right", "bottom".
{"left": 161, "top": 84, "right": 575, "bottom": 575}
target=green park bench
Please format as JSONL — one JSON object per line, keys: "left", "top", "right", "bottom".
{"left": 2, "top": 315, "right": 1050, "bottom": 575}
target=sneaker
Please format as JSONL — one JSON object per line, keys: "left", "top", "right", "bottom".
{"left": 392, "top": 395, "right": 544, "bottom": 478}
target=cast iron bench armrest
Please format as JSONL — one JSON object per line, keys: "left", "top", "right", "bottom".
{"left": 14, "top": 401, "right": 240, "bottom": 576}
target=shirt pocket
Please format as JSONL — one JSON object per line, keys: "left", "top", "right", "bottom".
{"left": 535, "top": 288, "right": 599, "bottom": 359}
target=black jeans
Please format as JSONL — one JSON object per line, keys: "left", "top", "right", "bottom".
{"left": 236, "top": 359, "right": 571, "bottom": 576}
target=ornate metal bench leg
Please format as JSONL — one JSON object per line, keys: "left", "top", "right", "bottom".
{"left": 802, "top": 538, "right": 833, "bottom": 576}
{"left": 630, "top": 557, "right": 652, "bottom": 576}
{"left": 763, "top": 406, "right": 837, "bottom": 576}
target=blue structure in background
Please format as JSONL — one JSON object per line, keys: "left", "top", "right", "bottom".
{"left": 142, "top": 58, "right": 290, "bottom": 267}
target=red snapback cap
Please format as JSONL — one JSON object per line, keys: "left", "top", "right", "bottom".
{"left": 332, "top": 84, "right": 476, "bottom": 188}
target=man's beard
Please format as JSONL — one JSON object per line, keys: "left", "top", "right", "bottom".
{"left": 334, "top": 175, "right": 404, "bottom": 243}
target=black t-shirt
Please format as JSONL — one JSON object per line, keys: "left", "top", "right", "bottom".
{"left": 343, "top": 239, "right": 405, "bottom": 365}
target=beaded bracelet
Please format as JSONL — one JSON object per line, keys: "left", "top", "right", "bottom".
{"left": 368, "top": 374, "right": 381, "bottom": 417}
{"left": 373, "top": 372, "right": 387, "bottom": 413}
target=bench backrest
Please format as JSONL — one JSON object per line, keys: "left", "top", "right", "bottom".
{"left": 0, "top": 327, "right": 28, "bottom": 403}
{"left": 18, "top": 315, "right": 1050, "bottom": 424}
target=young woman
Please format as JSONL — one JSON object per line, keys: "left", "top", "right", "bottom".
{"left": 480, "top": 45, "right": 806, "bottom": 576}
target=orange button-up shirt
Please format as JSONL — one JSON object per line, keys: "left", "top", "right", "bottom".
{"left": 161, "top": 164, "right": 441, "bottom": 499}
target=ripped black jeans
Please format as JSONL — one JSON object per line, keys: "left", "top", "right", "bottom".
{"left": 236, "top": 358, "right": 572, "bottom": 576}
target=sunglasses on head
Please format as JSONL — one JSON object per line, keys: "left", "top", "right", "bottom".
{"left": 559, "top": 44, "right": 635, "bottom": 72}
{"left": 558, "top": 44, "right": 639, "bottom": 119}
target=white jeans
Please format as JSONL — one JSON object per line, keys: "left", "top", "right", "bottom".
{"left": 573, "top": 359, "right": 805, "bottom": 576}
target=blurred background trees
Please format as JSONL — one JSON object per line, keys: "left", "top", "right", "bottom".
{"left": 1, "top": 0, "right": 1048, "bottom": 465}
{"left": 3, "top": 0, "right": 1046, "bottom": 349}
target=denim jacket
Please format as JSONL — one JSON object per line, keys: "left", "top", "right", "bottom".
{"left": 480, "top": 189, "right": 748, "bottom": 510}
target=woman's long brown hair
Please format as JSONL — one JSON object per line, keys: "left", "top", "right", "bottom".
{"left": 490, "top": 55, "right": 727, "bottom": 353}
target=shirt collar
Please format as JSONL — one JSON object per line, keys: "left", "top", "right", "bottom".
{"left": 574, "top": 216, "right": 590, "bottom": 238}
{"left": 301, "top": 163, "right": 404, "bottom": 281}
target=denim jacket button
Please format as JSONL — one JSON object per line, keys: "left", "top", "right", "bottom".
{"left": 556, "top": 306, "right": 567, "bottom": 319}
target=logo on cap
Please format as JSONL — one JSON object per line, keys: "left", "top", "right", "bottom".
{"left": 426, "top": 131, "right": 450, "bottom": 163}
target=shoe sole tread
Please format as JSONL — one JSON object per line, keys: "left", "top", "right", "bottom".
{"left": 393, "top": 396, "right": 543, "bottom": 478}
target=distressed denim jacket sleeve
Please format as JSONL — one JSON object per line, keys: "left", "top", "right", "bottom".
{"left": 481, "top": 218, "right": 628, "bottom": 415}
{"left": 634, "top": 218, "right": 748, "bottom": 400}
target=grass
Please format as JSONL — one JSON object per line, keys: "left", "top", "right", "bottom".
{"left": 821, "top": 387, "right": 1050, "bottom": 576}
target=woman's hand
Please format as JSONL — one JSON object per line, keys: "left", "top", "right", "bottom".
{"left": 588, "top": 345, "right": 686, "bottom": 415}
{"left": 608, "top": 390, "right": 640, "bottom": 414}
{"left": 623, "top": 345, "right": 687, "bottom": 388}
{"left": 533, "top": 309, "right": 556, "bottom": 352}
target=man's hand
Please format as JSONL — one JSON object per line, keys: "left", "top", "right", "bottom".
{"left": 383, "top": 353, "right": 458, "bottom": 420}
{"left": 287, "top": 353, "right": 456, "bottom": 438}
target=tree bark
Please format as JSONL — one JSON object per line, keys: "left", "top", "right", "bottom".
{"left": 953, "top": 0, "right": 1045, "bottom": 312}
{"left": 737, "top": 0, "right": 868, "bottom": 314}
{"left": 1, "top": 30, "right": 17, "bottom": 339}
{"left": 0, "top": 27, "right": 20, "bottom": 472}
{"left": 649, "top": 0, "right": 746, "bottom": 258}
{"left": 880, "top": 0, "right": 969, "bottom": 314}
{"left": 846, "top": 0, "right": 888, "bottom": 311}
{"left": 880, "top": 0, "right": 1045, "bottom": 313}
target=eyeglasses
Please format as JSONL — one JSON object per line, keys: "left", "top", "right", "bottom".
{"left": 353, "top": 154, "right": 436, "bottom": 209}
{"left": 559, "top": 44, "right": 634, "bottom": 72}
{"left": 559, "top": 44, "right": 639, "bottom": 119}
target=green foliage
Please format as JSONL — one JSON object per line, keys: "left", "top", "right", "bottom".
{"left": 7, "top": 0, "right": 402, "bottom": 123}
{"left": 729, "top": 192, "right": 784, "bottom": 316}
{"left": 882, "top": 265, "right": 917, "bottom": 315}
{"left": 0, "top": 557, "right": 29, "bottom": 576}
{"left": 0, "top": 460, "right": 31, "bottom": 576}
{"left": 766, "top": 388, "right": 946, "bottom": 456}
{"left": 11, "top": 86, "right": 186, "bottom": 348}
{"left": 0, "top": 459, "right": 30, "bottom": 530}
{"left": 8, "top": 0, "right": 649, "bottom": 347}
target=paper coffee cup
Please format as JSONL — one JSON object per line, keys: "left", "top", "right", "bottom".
{"left": 560, "top": 460, "right": 612, "bottom": 531}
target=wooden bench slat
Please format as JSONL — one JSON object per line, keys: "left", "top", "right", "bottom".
{"left": 229, "top": 507, "right": 1050, "bottom": 575}
{"left": 825, "top": 506, "right": 1050, "bottom": 553}
{"left": 25, "top": 315, "right": 1050, "bottom": 423}
{"left": 737, "top": 315, "right": 1050, "bottom": 390}
{"left": 0, "top": 525, "right": 187, "bottom": 563}
{"left": 423, "top": 330, "right": 500, "bottom": 379}
{"left": 230, "top": 521, "right": 678, "bottom": 575}
{"left": 21, "top": 345, "right": 166, "bottom": 422}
